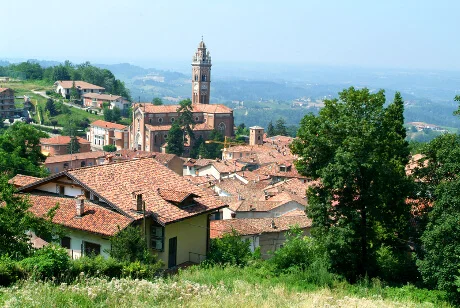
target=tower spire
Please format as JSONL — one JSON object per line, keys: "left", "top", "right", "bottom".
{"left": 191, "top": 38, "right": 211, "bottom": 105}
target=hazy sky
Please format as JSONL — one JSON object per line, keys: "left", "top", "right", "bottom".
{"left": 2, "top": 0, "right": 460, "bottom": 70}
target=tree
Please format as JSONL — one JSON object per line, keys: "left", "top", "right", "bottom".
{"left": 109, "top": 226, "right": 153, "bottom": 263}
{"left": 204, "top": 129, "right": 224, "bottom": 159}
{"left": 274, "top": 117, "right": 288, "bottom": 136}
{"left": 176, "top": 99, "right": 195, "bottom": 143}
{"left": 45, "top": 99, "right": 57, "bottom": 116}
{"left": 103, "top": 108, "right": 113, "bottom": 122}
{"left": 103, "top": 144, "right": 117, "bottom": 152}
{"left": 190, "top": 135, "right": 204, "bottom": 159}
{"left": 0, "top": 175, "right": 58, "bottom": 259}
{"left": 67, "top": 136, "right": 80, "bottom": 154}
{"left": 112, "top": 107, "right": 121, "bottom": 123}
{"left": 291, "top": 88, "right": 411, "bottom": 281}
{"left": 0, "top": 122, "right": 49, "bottom": 177}
{"left": 267, "top": 120, "right": 275, "bottom": 137}
{"left": 152, "top": 97, "right": 163, "bottom": 106}
{"left": 166, "top": 122, "right": 184, "bottom": 156}
{"left": 206, "top": 229, "right": 251, "bottom": 266}
{"left": 414, "top": 134, "right": 460, "bottom": 296}
{"left": 70, "top": 81, "right": 79, "bottom": 100}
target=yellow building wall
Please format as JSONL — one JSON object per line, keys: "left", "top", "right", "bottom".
{"left": 156, "top": 214, "right": 208, "bottom": 267}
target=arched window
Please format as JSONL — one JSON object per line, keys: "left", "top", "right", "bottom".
{"left": 194, "top": 74, "right": 198, "bottom": 81}
{"left": 218, "top": 122, "right": 226, "bottom": 132}
{"left": 170, "top": 117, "right": 175, "bottom": 123}
{"left": 158, "top": 117, "right": 163, "bottom": 123}
{"left": 149, "top": 118, "right": 152, "bottom": 124}
{"left": 195, "top": 116, "right": 199, "bottom": 122}
{"left": 164, "top": 134, "right": 168, "bottom": 139}
{"left": 201, "top": 74, "right": 207, "bottom": 81}
{"left": 257, "top": 135, "right": 261, "bottom": 140}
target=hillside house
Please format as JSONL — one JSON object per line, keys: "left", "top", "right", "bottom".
{"left": 54, "top": 81, "right": 105, "bottom": 99}
{"left": 16, "top": 158, "right": 227, "bottom": 268}
{"left": 82, "top": 93, "right": 130, "bottom": 110}
{"left": 0, "top": 88, "right": 15, "bottom": 120}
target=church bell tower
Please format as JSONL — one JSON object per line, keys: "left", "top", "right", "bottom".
{"left": 192, "top": 38, "right": 211, "bottom": 105}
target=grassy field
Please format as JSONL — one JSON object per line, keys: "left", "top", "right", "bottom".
{"left": 0, "top": 266, "right": 451, "bottom": 307}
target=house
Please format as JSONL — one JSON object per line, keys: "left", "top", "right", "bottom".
{"left": 40, "top": 136, "right": 91, "bottom": 156}
{"left": 54, "top": 81, "right": 105, "bottom": 99}
{"left": 0, "top": 88, "right": 15, "bottom": 120}
{"left": 210, "top": 216, "right": 311, "bottom": 259}
{"left": 253, "top": 161, "right": 308, "bottom": 183}
{"left": 183, "top": 158, "right": 246, "bottom": 179}
{"left": 16, "top": 158, "right": 227, "bottom": 268}
{"left": 87, "top": 120, "right": 130, "bottom": 151}
{"left": 44, "top": 151, "right": 106, "bottom": 174}
{"left": 82, "top": 93, "right": 130, "bottom": 110}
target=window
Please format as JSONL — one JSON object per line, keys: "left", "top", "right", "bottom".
{"left": 194, "top": 74, "right": 198, "bottom": 81}
{"left": 170, "top": 117, "right": 174, "bottom": 123}
{"left": 61, "top": 236, "right": 71, "bottom": 249}
{"left": 151, "top": 225, "right": 165, "bottom": 251}
{"left": 63, "top": 163, "right": 69, "bottom": 169}
{"left": 54, "top": 167, "right": 59, "bottom": 173}
{"left": 57, "top": 185, "right": 65, "bottom": 195}
{"left": 218, "top": 122, "right": 226, "bottom": 132}
{"left": 149, "top": 118, "right": 152, "bottom": 124}
{"left": 83, "top": 241, "right": 101, "bottom": 256}
{"left": 201, "top": 74, "right": 207, "bottom": 81}
{"left": 158, "top": 117, "right": 163, "bottom": 123}
{"left": 164, "top": 134, "right": 167, "bottom": 139}
{"left": 195, "top": 117, "right": 199, "bottom": 122}
{"left": 81, "top": 161, "right": 86, "bottom": 167}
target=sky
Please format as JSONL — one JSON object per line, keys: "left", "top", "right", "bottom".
{"left": 2, "top": 0, "right": 460, "bottom": 71}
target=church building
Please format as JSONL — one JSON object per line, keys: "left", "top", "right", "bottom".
{"left": 130, "top": 39, "right": 234, "bottom": 155}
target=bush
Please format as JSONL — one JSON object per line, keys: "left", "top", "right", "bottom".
{"left": 70, "top": 256, "right": 123, "bottom": 279}
{"left": 103, "top": 144, "right": 117, "bottom": 152}
{"left": 268, "top": 227, "right": 327, "bottom": 273}
{"left": 109, "top": 226, "right": 155, "bottom": 264}
{"left": 19, "top": 245, "right": 70, "bottom": 281}
{"left": 122, "top": 261, "right": 163, "bottom": 280}
{"left": 0, "top": 255, "right": 23, "bottom": 286}
{"left": 205, "top": 229, "right": 251, "bottom": 266}
{"left": 375, "top": 245, "right": 418, "bottom": 283}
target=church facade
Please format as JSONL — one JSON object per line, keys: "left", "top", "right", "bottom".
{"left": 130, "top": 39, "right": 234, "bottom": 155}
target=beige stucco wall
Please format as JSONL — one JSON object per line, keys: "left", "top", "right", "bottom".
{"left": 155, "top": 214, "right": 208, "bottom": 267}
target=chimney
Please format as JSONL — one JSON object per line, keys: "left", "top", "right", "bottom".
{"left": 75, "top": 195, "right": 85, "bottom": 217}
{"left": 136, "top": 194, "right": 144, "bottom": 212}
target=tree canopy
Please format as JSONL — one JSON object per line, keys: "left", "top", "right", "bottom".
{"left": 166, "top": 122, "right": 184, "bottom": 156}
{"left": 291, "top": 87, "right": 412, "bottom": 281}
{"left": 176, "top": 99, "right": 195, "bottom": 142}
{"left": 0, "top": 122, "right": 49, "bottom": 177}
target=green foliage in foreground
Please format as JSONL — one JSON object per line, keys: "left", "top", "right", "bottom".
{"left": 0, "top": 266, "right": 450, "bottom": 307}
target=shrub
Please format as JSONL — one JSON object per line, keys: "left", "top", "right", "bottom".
{"left": 268, "top": 227, "right": 327, "bottom": 273}
{"left": 0, "top": 255, "right": 23, "bottom": 286}
{"left": 375, "top": 245, "right": 418, "bottom": 283}
{"left": 70, "top": 256, "right": 123, "bottom": 279}
{"left": 19, "top": 245, "right": 70, "bottom": 281}
{"left": 122, "top": 261, "right": 163, "bottom": 280}
{"left": 103, "top": 144, "right": 117, "bottom": 152}
{"left": 205, "top": 229, "right": 251, "bottom": 266}
{"left": 109, "top": 226, "right": 155, "bottom": 264}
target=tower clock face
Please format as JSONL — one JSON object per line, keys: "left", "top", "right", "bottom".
{"left": 194, "top": 83, "right": 199, "bottom": 91}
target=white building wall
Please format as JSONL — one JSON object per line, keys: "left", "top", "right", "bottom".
{"left": 65, "top": 229, "right": 112, "bottom": 259}
{"left": 196, "top": 165, "right": 221, "bottom": 180}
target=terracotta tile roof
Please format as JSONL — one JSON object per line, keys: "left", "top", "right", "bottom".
{"left": 263, "top": 178, "right": 310, "bottom": 199}
{"left": 138, "top": 103, "right": 233, "bottom": 114}
{"left": 281, "top": 208, "right": 307, "bottom": 217}
{"left": 0, "top": 88, "right": 11, "bottom": 93}
{"left": 157, "top": 188, "right": 196, "bottom": 203}
{"left": 215, "top": 178, "right": 266, "bottom": 201}
{"left": 152, "top": 153, "right": 179, "bottom": 165}
{"left": 112, "top": 149, "right": 156, "bottom": 160}
{"left": 26, "top": 194, "right": 132, "bottom": 236}
{"left": 82, "top": 93, "right": 122, "bottom": 101}
{"left": 235, "top": 170, "right": 271, "bottom": 183}
{"left": 44, "top": 151, "right": 106, "bottom": 164}
{"left": 9, "top": 174, "right": 41, "bottom": 188}
{"left": 40, "top": 136, "right": 90, "bottom": 146}
{"left": 64, "top": 158, "right": 226, "bottom": 224}
{"left": 406, "top": 154, "right": 426, "bottom": 176}
{"left": 91, "top": 120, "right": 127, "bottom": 130}
{"left": 265, "top": 191, "right": 307, "bottom": 207}
{"left": 183, "top": 175, "right": 218, "bottom": 187}
{"left": 210, "top": 216, "right": 312, "bottom": 238}
{"left": 254, "top": 162, "right": 306, "bottom": 179}
{"left": 56, "top": 80, "right": 105, "bottom": 90}
{"left": 200, "top": 160, "right": 245, "bottom": 174}
{"left": 145, "top": 122, "right": 215, "bottom": 133}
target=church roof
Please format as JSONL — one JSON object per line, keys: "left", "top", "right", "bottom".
{"left": 137, "top": 103, "right": 232, "bottom": 114}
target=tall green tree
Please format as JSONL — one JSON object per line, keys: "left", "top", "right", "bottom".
{"left": 45, "top": 98, "right": 57, "bottom": 116}
{"left": 190, "top": 135, "right": 204, "bottom": 159}
{"left": 166, "top": 122, "right": 184, "bottom": 156}
{"left": 0, "top": 122, "right": 49, "bottom": 177}
{"left": 152, "top": 97, "right": 163, "bottom": 105}
{"left": 267, "top": 120, "right": 275, "bottom": 137}
{"left": 415, "top": 134, "right": 460, "bottom": 296}
{"left": 0, "top": 175, "right": 58, "bottom": 259}
{"left": 67, "top": 136, "right": 80, "bottom": 154}
{"left": 176, "top": 99, "right": 195, "bottom": 143}
{"left": 104, "top": 108, "right": 113, "bottom": 122}
{"left": 112, "top": 107, "right": 121, "bottom": 123}
{"left": 70, "top": 81, "right": 79, "bottom": 100}
{"left": 274, "top": 117, "right": 287, "bottom": 136}
{"left": 291, "top": 88, "right": 411, "bottom": 281}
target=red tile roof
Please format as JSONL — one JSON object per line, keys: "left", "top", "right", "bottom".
{"left": 281, "top": 209, "right": 306, "bottom": 217}
{"left": 40, "top": 136, "right": 90, "bottom": 145}
{"left": 135, "top": 103, "right": 233, "bottom": 114}
{"left": 82, "top": 93, "right": 122, "bottom": 101}
{"left": 9, "top": 175, "right": 41, "bottom": 188}
{"left": 0, "top": 88, "right": 12, "bottom": 93}
{"left": 44, "top": 151, "right": 106, "bottom": 164}
{"left": 210, "top": 216, "right": 312, "bottom": 238}
{"left": 91, "top": 120, "right": 127, "bottom": 130}
{"left": 63, "top": 158, "right": 226, "bottom": 224}
{"left": 27, "top": 194, "right": 132, "bottom": 236}
{"left": 56, "top": 81, "right": 105, "bottom": 90}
